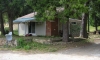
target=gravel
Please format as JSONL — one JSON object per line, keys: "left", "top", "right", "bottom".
{"left": 0, "top": 52, "right": 100, "bottom": 60}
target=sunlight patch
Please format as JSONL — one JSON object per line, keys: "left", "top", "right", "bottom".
{"left": 0, "top": 31, "right": 1, "bottom": 35}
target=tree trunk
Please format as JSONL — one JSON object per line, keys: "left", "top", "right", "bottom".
{"left": 95, "top": 17, "right": 98, "bottom": 31}
{"left": 0, "top": 13, "right": 5, "bottom": 35}
{"left": 87, "top": 14, "right": 89, "bottom": 32}
{"left": 7, "top": 12, "right": 14, "bottom": 33}
{"left": 80, "top": 13, "right": 88, "bottom": 38}
{"left": 62, "top": 19, "right": 69, "bottom": 42}
{"left": 80, "top": 1, "right": 90, "bottom": 38}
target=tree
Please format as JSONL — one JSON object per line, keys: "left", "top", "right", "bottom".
{"left": 59, "top": 0, "right": 88, "bottom": 41}
{"left": 89, "top": 0, "right": 100, "bottom": 31}
{"left": 1, "top": 0, "right": 33, "bottom": 34}
{"left": 27, "top": 0, "right": 88, "bottom": 42}
{"left": 0, "top": 0, "right": 6, "bottom": 35}
{"left": 6, "top": 0, "right": 25, "bottom": 33}
{"left": 80, "top": 0, "right": 90, "bottom": 38}
{"left": 0, "top": 13, "right": 5, "bottom": 35}
{"left": 90, "top": 13, "right": 100, "bottom": 31}
{"left": 0, "top": 0, "right": 36, "bottom": 35}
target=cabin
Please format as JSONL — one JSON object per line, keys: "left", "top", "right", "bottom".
{"left": 13, "top": 12, "right": 81, "bottom": 37}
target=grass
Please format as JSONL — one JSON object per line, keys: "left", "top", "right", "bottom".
{"left": 10, "top": 36, "right": 62, "bottom": 52}
{"left": 0, "top": 37, "right": 91, "bottom": 53}
{"left": 13, "top": 30, "right": 18, "bottom": 35}
{"left": 0, "top": 33, "right": 91, "bottom": 53}
{"left": 89, "top": 26, "right": 100, "bottom": 32}
{"left": 4, "top": 37, "right": 59, "bottom": 52}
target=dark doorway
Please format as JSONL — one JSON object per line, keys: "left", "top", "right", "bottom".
{"left": 28, "top": 22, "right": 35, "bottom": 33}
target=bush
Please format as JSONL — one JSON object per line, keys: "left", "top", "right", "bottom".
{"left": 17, "top": 38, "right": 30, "bottom": 49}
{"left": 17, "top": 38, "right": 25, "bottom": 48}
{"left": 24, "top": 45, "right": 31, "bottom": 50}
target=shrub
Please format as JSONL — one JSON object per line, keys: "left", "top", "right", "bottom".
{"left": 17, "top": 38, "right": 24, "bottom": 48}
{"left": 24, "top": 44, "right": 31, "bottom": 50}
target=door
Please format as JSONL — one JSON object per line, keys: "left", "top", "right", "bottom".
{"left": 28, "top": 22, "right": 35, "bottom": 33}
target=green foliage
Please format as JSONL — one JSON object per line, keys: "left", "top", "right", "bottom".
{"left": 31, "top": 42, "right": 47, "bottom": 49}
{"left": 17, "top": 38, "right": 25, "bottom": 48}
{"left": 0, "top": 0, "right": 33, "bottom": 21}
{"left": 3, "top": 13, "right": 8, "bottom": 23}
{"left": 70, "top": 24, "right": 81, "bottom": 33}
{"left": 27, "top": 0, "right": 88, "bottom": 22}
{"left": 4, "top": 27, "right": 10, "bottom": 34}
{"left": 23, "top": 45, "right": 31, "bottom": 50}
{"left": 16, "top": 37, "right": 49, "bottom": 50}
{"left": 0, "top": 0, "right": 33, "bottom": 34}
{"left": 16, "top": 37, "right": 60, "bottom": 51}
{"left": 27, "top": 0, "right": 89, "bottom": 41}
{"left": 89, "top": 0, "right": 100, "bottom": 27}
{"left": 17, "top": 38, "right": 32, "bottom": 50}
{"left": 13, "top": 30, "right": 18, "bottom": 35}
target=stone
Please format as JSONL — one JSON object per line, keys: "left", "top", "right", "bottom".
{"left": 6, "top": 39, "right": 18, "bottom": 47}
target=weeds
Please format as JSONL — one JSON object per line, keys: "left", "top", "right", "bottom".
{"left": 17, "top": 38, "right": 31, "bottom": 50}
{"left": 16, "top": 37, "right": 56, "bottom": 51}
{"left": 15, "top": 37, "right": 62, "bottom": 52}
{"left": 0, "top": 36, "right": 92, "bottom": 52}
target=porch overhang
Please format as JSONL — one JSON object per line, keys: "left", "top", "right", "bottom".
{"left": 13, "top": 18, "right": 35, "bottom": 23}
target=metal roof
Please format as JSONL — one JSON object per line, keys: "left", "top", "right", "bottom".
{"left": 18, "top": 12, "right": 37, "bottom": 19}
{"left": 13, "top": 18, "right": 35, "bottom": 23}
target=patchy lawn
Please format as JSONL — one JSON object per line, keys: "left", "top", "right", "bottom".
{"left": 89, "top": 26, "right": 100, "bottom": 32}
{"left": 0, "top": 35, "right": 92, "bottom": 53}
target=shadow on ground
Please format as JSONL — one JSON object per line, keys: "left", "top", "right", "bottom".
{"left": 60, "top": 39, "right": 100, "bottom": 57}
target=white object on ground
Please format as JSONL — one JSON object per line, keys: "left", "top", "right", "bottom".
{"left": 5, "top": 32, "right": 12, "bottom": 41}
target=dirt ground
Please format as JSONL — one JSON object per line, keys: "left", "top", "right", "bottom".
{"left": 0, "top": 38, "right": 100, "bottom": 60}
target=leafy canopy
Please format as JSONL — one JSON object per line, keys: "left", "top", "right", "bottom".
{"left": 27, "top": 0, "right": 88, "bottom": 22}
{"left": 89, "top": 0, "right": 100, "bottom": 27}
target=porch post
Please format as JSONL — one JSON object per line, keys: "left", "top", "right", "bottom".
{"left": 25, "top": 22, "right": 26, "bottom": 36}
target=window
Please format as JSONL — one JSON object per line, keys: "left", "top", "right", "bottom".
{"left": 71, "top": 22, "right": 77, "bottom": 25}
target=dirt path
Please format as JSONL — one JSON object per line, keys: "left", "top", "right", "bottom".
{"left": 0, "top": 50, "right": 100, "bottom": 60}
{"left": 0, "top": 40, "right": 100, "bottom": 60}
